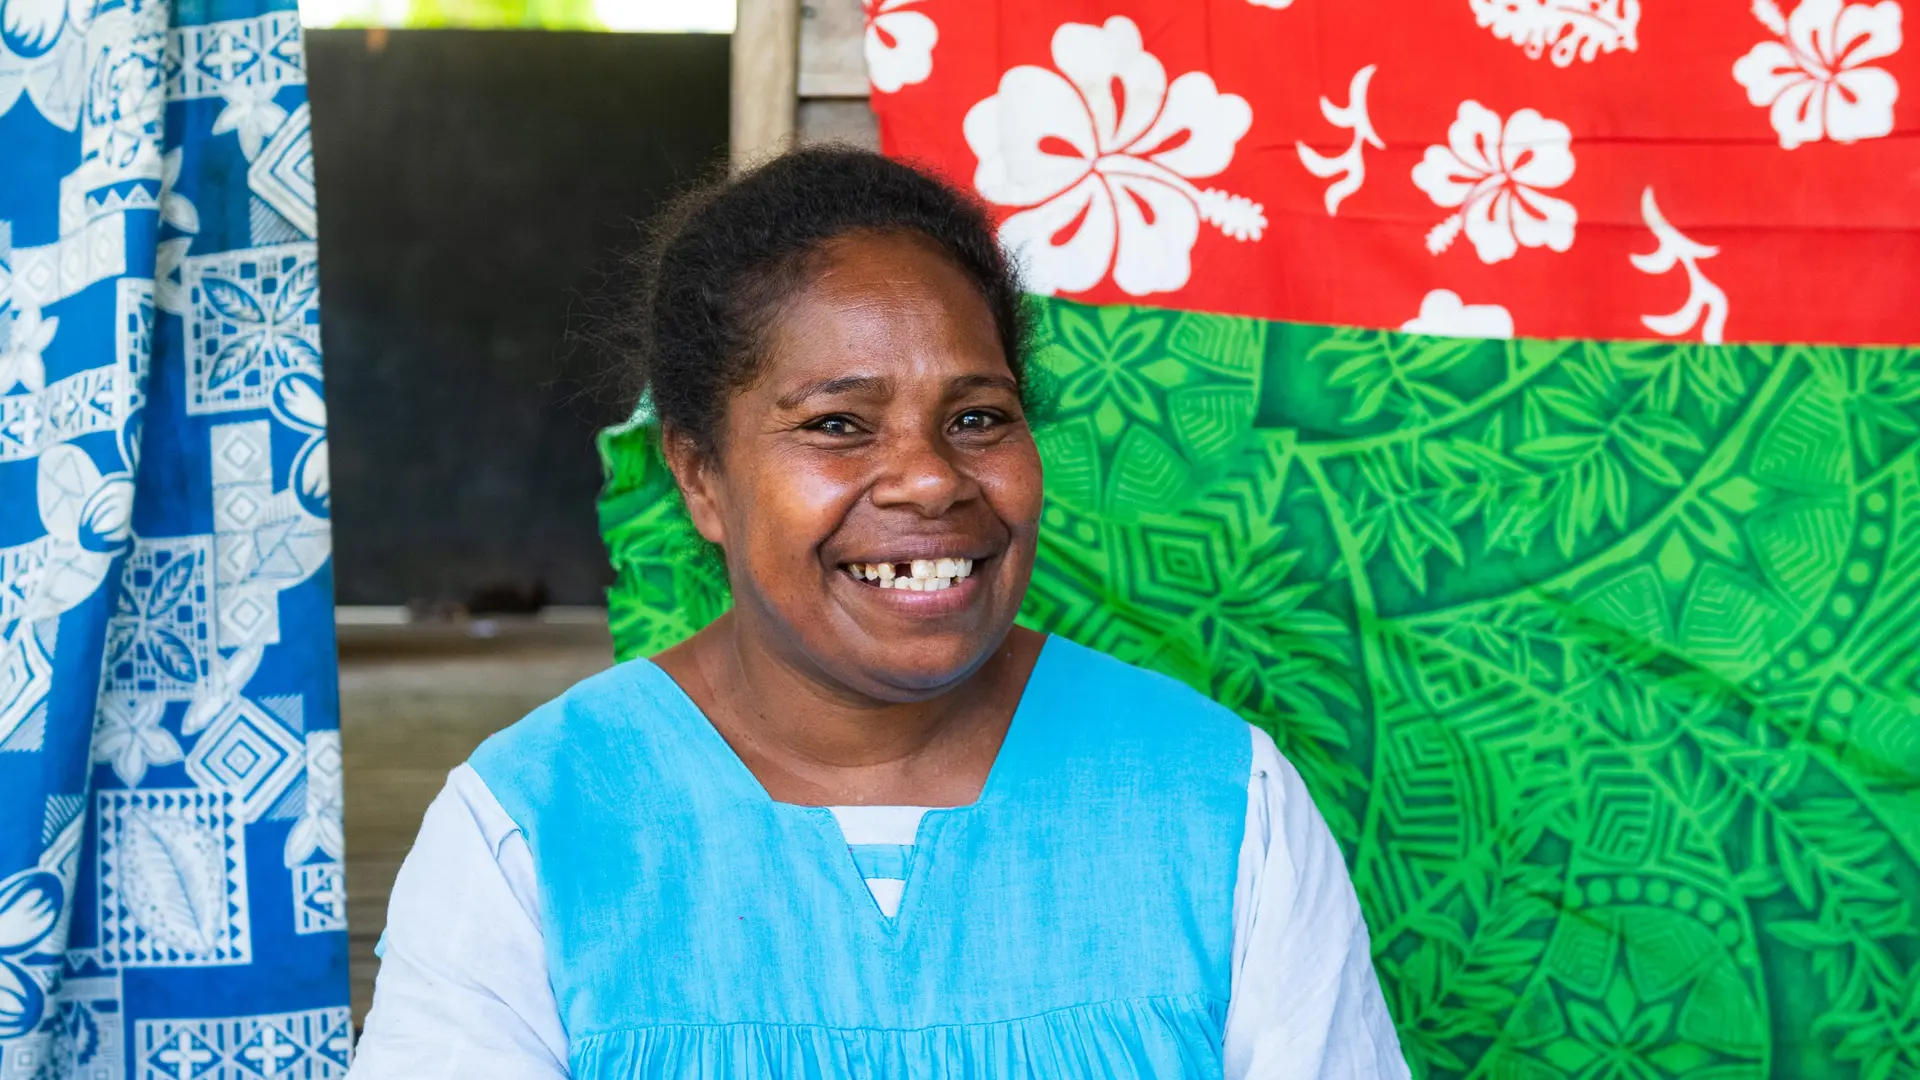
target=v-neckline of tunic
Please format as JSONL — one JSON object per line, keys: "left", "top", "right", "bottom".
{"left": 635, "top": 635, "right": 1058, "bottom": 929}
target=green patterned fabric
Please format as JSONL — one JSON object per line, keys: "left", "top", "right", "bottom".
{"left": 597, "top": 296, "right": 1920, "bottom": 1079}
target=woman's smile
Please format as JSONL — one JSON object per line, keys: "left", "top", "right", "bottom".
{"left": 839, "top": 556, "right": 976, "bottom": 591}
{"left": 831, "top": 553, "right": 990, "bottom": 617}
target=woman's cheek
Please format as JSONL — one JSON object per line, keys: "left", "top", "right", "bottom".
{"left": 757, "top": 456, "right": 867, "bottom": 547}
{"left": 983, "top": 444, "right": 1045, "bottom": 532}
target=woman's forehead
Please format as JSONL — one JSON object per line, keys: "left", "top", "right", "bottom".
{"left": 757, "top": 234, "right": 1007, "bottom": 383}
{"left": 801, "top": 230, "right": 992, "bottom": 312}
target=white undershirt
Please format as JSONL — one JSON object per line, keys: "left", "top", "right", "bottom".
{"left": 825, "top": 804, "right": 929, "bottom": 917}
{"left": 349, "top": 726, "right": 1410, "bottom": 1080}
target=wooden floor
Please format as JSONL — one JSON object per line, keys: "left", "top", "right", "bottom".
{"left": 339, "top": 613, "right": 615, "bottom": 1027}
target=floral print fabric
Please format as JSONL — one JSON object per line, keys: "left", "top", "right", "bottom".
{"left": 866, "top": 1, "right": 1914, "bottom": 345}
{"left": 0, "top": 0, "right": 349, "bottom": 1074}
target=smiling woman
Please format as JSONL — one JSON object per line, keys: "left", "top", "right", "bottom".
{"left": 347, "top": 148, "right": 1410, "bottom": 1080}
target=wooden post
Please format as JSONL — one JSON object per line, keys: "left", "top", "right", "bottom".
{"left": 731, "top": 0, "right": 801, "bottom": 169}
{"left": 732, "top": 0, "right": 878, "bottom": 166}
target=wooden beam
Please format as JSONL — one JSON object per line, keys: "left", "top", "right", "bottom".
{"left": 798, "top": 0, "right": 867, "bottom": 97}
{"left": 731, "top": 0, "right": 800, "bottom": 169}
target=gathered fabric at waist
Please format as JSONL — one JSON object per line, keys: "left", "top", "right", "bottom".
{"left": 567, "top": 994, "right": 1229, "bottom": 1080}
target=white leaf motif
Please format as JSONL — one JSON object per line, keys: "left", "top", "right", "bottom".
{"left": 119, "top": 810, "right": 224, "bottom": 955}
{"left": 159, "top": 147, "right": 200, "bottom": 234}
{"left": 1631, "top": 188, "right": 1726, "bottom": 343}
{"left": 287, "top": 731, "right": 345, "bottom": 866}
{"left": 1469, "top": 0, "right": 1640, "bottom": 66}
{"left": 78, "top": 476, "right": 134, "bottom": 551}
{"left": 1296, "top": 64, "right": 1383, "bottom": 216}
{"left": 181, "top": 646, "right": 263, "bottom": 737}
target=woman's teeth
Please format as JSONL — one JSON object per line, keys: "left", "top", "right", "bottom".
{"left": 843, "top": 558, "right": 974, "bottom": 591}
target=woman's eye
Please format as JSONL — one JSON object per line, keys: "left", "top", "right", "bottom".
{"left": 954, "top": 409, "right": 1002, "bottom": 431}
{"left": 808, "top": 415, "right": 860, "bottom": 436}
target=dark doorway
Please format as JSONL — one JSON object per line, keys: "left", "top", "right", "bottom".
{"left": 308, "top": 29, "right": 728, "bottom": 606}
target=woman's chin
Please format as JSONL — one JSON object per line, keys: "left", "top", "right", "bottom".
{"left": 815, "top": 611, "right": 1010, "bottom": 700}
{"left": 840, "top": 656, "right": 996, "bottom": 701}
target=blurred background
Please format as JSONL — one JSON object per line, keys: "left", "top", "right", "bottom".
{"left": 311, "top": 0, "right": 866, "bottom": 1020}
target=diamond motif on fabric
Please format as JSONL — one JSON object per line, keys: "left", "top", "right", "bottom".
{"left": 141, "top": 1028, "right": 219, "bottom": 1079}
{"left": 207, "top": 419, "right": 331, "bottom": 650}
{"left": 185, "top": 697, "right": 302, "bottom": 821}
{"left": 247, "top": 104, "right": 316, "bottom": 238}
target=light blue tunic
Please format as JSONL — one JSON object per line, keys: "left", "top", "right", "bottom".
{"left": 467, "top": 636, "right": 1254, "bottom": 1078}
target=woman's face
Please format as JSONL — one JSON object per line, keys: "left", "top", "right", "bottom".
{"left": 672, "top": 230, "right": 1044, "bottom": 701}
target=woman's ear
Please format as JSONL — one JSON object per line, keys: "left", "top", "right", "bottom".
{"left": 662, "top": 425, "right": 728, "bottom": 548}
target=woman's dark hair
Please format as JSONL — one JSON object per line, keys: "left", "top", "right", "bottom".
{"left": 617, "top": 146, "right": 1032, "bottom": 455}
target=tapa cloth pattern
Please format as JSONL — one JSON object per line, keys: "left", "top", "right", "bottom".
{"left": 0, "top": 0, "right": 349, "bottom": 1074}
{"left": 601, "top": 2, "right": 1920, "bottom": 1077}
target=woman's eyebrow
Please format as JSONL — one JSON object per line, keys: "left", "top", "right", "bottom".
{"left": 947, "top": 374, "right": 1019, "bottom": 396}
{"left": 775, "top": 375, "right": 892, "bottom": 409}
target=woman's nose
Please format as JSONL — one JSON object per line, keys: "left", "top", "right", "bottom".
{"left": 869, "top": 429, "right": 977, "bottom": 517}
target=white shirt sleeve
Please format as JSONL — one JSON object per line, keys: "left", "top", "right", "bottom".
{"left": 348, "top": 764, "right": 568, "bottom": 1080}
{"left": 1223, "top": 726, "right": 1410, "bottom": 1080}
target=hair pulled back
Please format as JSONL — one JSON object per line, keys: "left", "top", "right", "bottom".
{"left": 622, "top": 146, "right": 1030, "bottom": 455}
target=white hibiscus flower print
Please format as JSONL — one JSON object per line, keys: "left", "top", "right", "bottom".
{"left": 1733, "top": 0, "right": 1902, "bottom": 150}
{"left": 963, "top": 15, "right": 1266, "bottom": 297}
{"left": 864, "top": 0, "right": 937, "bottom": 94}
{"left": 1411, "top": 100, "right": 1577, "bottom": 264}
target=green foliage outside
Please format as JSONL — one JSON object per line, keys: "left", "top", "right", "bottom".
{"left": 313, "top": 0, "right": 604, "bottom": 31}
{"left": 598, "top": 296, "right": 1920, "bottom": 1079}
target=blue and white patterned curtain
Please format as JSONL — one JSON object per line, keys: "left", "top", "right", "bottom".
{"left": 0, "top": 0, "right": 349, "bottom": 1072}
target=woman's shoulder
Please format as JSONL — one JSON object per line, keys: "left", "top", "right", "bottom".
{"left": 466, "top": 657, "right": 689, "bottom": 805}
{"left": 1040, "top": 636, "right": 1244, "bottom": 722}
{"left": 1031, "top": 635, "right": 1254, "bottom": 762}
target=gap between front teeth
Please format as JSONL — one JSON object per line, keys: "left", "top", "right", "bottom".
{"left": 844, "top": 558, "right": 974, "bottom": 591}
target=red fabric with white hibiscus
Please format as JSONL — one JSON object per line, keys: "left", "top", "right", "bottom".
{"left": 860, "top": 0, "right": 1918, "bottom": 345}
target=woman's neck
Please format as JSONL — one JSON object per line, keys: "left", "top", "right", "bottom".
{"left": 655, "top": 614, "right": 1043, "bottom": 807}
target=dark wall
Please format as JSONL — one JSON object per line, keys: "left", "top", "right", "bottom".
{"left": 308, "top": 30, "right": 727, "bottom": 606}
